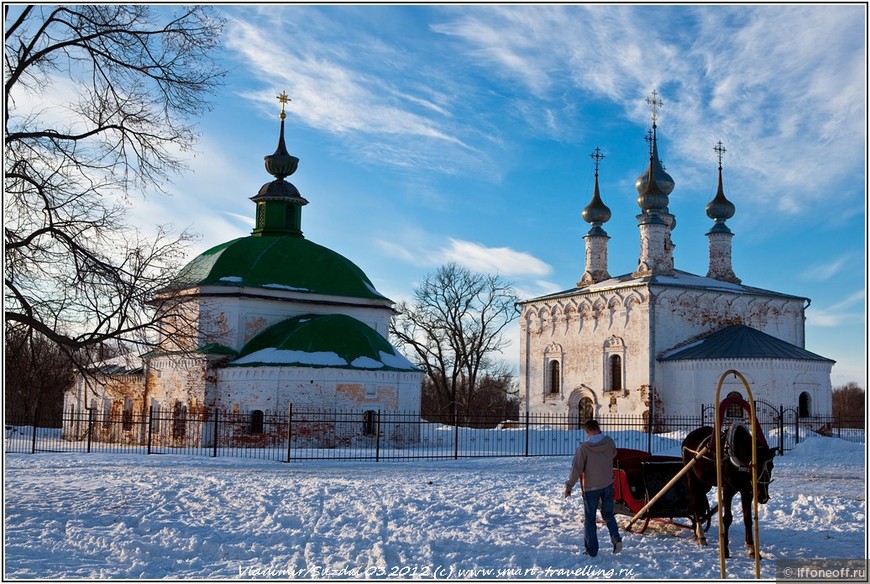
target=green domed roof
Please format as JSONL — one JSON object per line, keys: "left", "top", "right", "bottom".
{"left": 230, "top": 314, "right": 418, "bottom": 371}
{"left": 169, "top": 236, "right": 387, "bottom": 301}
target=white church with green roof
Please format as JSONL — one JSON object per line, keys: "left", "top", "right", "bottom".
{"left": 64, "top": 93, "right": 423, "bottom": 445}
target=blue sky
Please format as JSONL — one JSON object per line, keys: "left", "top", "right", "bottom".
{"left": 133, "top": 4, "right": 866, "bottom": 388}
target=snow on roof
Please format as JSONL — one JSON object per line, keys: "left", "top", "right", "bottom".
{"left": 522, "top": 269, "right": 807, "bottom": 304}
{"left": 228, "top": 313, "right": 419, "bottom": 372}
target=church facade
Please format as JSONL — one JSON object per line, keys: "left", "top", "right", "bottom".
{"left": 518, "top": 94, "right": 834, "bottom": 426}
{"left": 64, "top": 94, "right": 423, "bottom": 446}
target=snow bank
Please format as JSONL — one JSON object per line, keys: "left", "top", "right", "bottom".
{"left": 4, "top": 436, "right": 864, "bottom": 580}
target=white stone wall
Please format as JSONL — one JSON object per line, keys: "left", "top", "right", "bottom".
{"left": 520, "top": 282, "right": 818, "bottom": 420}
{"left": 214, "top": 366, "right": 424, "bottom": 414}
{"left": 652, "top": 287, "right": 806, "bottom": 352}
{"left": 520, "top": 286, "right": 652, "bottom": 420}
{"left": 210, "top": 366, "right": 423, "bottom": 448}
{"left": 178, "top": 289, "right": 394, "bottom": 352}
{"left": 146, "top": 354, "right": 211, "bottom": 410}
{"left": 659, "top": 359, "right": 833, "bottom": 417}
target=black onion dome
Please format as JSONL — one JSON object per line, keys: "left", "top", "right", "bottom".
{"left": 706, "top": 165, "right": 736, "bottom": 222}
{"left": 635, "top": 135, "right": 675, "bottom": 197}
{"left": 264, "top": 117, "right": 299, "bottom": 180}
{"left": 637, "top": 157, "right": 669, "bottom": 212}
{"left": 582, "top": 174, "right": 612, "bottom": 225}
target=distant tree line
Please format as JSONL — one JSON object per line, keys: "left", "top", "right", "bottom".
{"left": 832, "top": 382, "right": 865, "bottom": 428}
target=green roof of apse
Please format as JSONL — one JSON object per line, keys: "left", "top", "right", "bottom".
{"left": 230, "top": 313, "right": 419, "bottom": 371}
{"left": 168, "top": 236, "right": 386, "bottom": 301}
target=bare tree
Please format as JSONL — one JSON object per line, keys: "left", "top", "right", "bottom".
{"left": 4, "top": 5, "right": 226, "bottom": 379}
{"left": 390, "top": 263, "right": 520, "bottom": 422}
{"left": 5, "top": 324, "right": 73, "bottom": 423}
{"left": 832, "top": 382, "right": 865, "bottom": 428}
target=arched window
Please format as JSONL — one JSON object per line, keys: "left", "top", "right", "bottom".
{"left": 122, "top": 398, "right": 134, "bottom": 431}
{"left": 363, "top": 410, "right": 377, "bottom": 436}
{"left": 799, "top": 392, "right": 811, "bottom": 418}
{"left": 549, "top": 360, "right": 560, "bottom": 394}
{"left": 249, "top": 409, "right": 264, "bottom": 434}
{"left": 609, "top": 355, "right": 622, "bottom": 392}
{"left": 172, "top": 401, "right": 187, "bottom": 439}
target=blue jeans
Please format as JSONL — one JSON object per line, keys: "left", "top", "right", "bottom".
{"left": 582, "top": 484, "right": 621, "bottom": 557}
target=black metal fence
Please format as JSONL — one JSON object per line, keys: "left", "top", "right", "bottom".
{"left": 5, "top": 404, "right": 863, "bottom": 462}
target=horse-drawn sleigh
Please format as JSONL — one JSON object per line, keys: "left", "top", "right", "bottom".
{"left": 612, "top": 447, "right": 713, "bottom": 534}
{"left": 606, "top": 376, "right": 776, "bottom": 579}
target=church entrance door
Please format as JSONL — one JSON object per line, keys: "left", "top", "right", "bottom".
{"left": 579, "top": 397, "right": 594, "bottom": 429}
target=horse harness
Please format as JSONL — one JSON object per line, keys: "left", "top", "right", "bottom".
{"left": 682, "top": 424, "right": 768, "bottom": 478}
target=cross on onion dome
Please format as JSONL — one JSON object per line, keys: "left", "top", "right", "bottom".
{"left": 277, "top": 91, "right": 291, "bottom": 120}
{"left": 590, "top": 146, "right": 605, "bottom": 176}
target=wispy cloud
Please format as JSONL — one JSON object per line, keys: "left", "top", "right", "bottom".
{"left": 222, "top": 11, "right": 498, "bottom": 179}
{"left": 430, "top": 5, "right": 866, "bottom": 215}
{"left": 434, "top": 238, "right": 553, "bottom": 277}
{"left": 800, "top": 255, "right": 853, "bottom": 281}
{"left": 377, "top": 233, "right": 552, "bottom": 279}
{"left": 807, "top": 290, "right": 865, "bottom": 327}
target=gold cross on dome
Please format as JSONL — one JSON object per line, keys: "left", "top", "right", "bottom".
{"left": 277, "top": 91, "right": 291, "bottom": 120}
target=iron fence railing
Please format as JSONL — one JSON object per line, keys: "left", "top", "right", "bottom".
{"left": 4, "top": 404, "right": 863, "bottom": 462}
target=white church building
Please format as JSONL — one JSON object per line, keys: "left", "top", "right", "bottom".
{"left": 518, "top": 93, "right": 834, "bottom": 427}
{"left": 64, "top": 94, "right": 423, "bottom": 446}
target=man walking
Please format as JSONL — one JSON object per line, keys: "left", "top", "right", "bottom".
{"left": 563, "top": 419, "right": 622, "bottom": 557}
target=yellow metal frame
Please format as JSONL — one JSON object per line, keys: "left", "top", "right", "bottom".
{"left": 713, "top": 369, "right": 761, "bottom": 579}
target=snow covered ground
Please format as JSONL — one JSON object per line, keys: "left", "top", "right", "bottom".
{"left": 3, "top": 436, "right": 865, "bottom": 580}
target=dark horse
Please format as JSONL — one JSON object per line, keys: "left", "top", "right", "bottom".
{"left": 681, "top": 424, "right": 775, "bottom": 558}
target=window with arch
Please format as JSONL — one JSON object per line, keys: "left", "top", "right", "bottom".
{"left": 549, "top": 360, "right": 561, "bottom": 395}
{"left": 543, "top": 344, "right": 563, "bottom": 399}
{"left": 249, "top": 409, "right": 264, "bottom": 434}
{"left": 603, "top": 336, "right": 626, "bottom": 393}
{"left": 798, "top": 392, "right": 812, "bottom": 418}
{"left": 608, "top": 355, "right": 622, "bottom": 392}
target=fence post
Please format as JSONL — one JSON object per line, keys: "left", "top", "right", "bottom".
{"left": 285, "top": 404, "right": 293, "bottom": 463}
{"left": 147, "top": 406, "right": 154, "bottom": 455}
{"left": 86, "top": 407, "right": 94, "bottom": 453}
{"left": 524, "top": 411, "right": 530, "bottom": 457}
{"left": 375, "top": 410, "right": 381, "bottom": 463}
{"left": 212, "top": 408, "right": 219, "bottom": 458}
{"left": 648, "top": 385, "right": 655, "bottom": 454}
{"left": 30, "top": 406, "right": 39, "bottom": 454}
{"left": 778, "top": 405, "right": 784, "bottom": 455}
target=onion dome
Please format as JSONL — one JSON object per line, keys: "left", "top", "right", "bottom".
{"left": 635, "top": 127, "right": 675, "bottom": 197}
{"left": 231, "top": 314, "right": 418, "bottom": 371}
{"left": 706, "top": 141, "right": 736, "bottom": 232}
{"left": 582, "top": 147, "right": 611, "bottom": 232}
{"left": 264, "top": 91, "right": 299, "bottom": 180}
{"left": 636, "top": 155, "right": 669, "bottom": 213}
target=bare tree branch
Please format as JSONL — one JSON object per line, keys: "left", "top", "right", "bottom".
{"left": 4, "top": 5, "right": 226, "bottom": 381}
{"left": 390, "top": 263, "right": 520, "bottom": 420}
